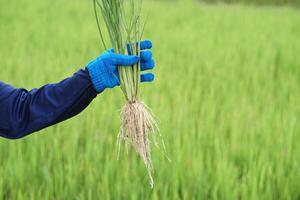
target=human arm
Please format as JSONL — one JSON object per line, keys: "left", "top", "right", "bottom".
{"left": 0, "top": 40, "right": 155, "bottom": 139}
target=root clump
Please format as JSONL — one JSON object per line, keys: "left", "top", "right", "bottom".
{"left": 118, "top": 99, "right": 158, "bottom": 187}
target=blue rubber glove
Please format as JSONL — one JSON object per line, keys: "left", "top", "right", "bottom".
{"left": 87, "top": 40, "right": 155, "bottom": 93}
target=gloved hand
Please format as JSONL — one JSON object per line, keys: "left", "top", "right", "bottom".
{"left": 87, "top": 40, "right": 155, "bottom": 93}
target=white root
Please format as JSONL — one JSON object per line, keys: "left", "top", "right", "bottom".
{"left": 117, "top": 99, "right": 160, "bottom": 188}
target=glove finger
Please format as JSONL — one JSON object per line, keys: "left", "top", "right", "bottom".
{"left": 127, "top": 40, "right": 153, "bottom": 55}
{"left": 141, "top": 59, "right": 155, "bottom": 71}
{"left": 140, "top": 50, "right": 152, "bottom": 62}
{"left": 140, "top": 40, "right": 152, "bottom": 50}
{"left": 141, "top": 73, "right": 155, "bottom": 82}
{"left": 111, "top": 54, "right": 139, "bottom": 66}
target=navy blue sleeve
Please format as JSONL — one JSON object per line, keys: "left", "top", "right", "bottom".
{"left": 0, "top": 68, "right": 98, "bottom": 139}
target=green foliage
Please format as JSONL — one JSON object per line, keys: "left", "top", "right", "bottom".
{"left": 199, "top": 0, "right": 300, "bottom": 6}
{"left": 94, "top": 0, "right": 144, "bottom": 101}
{"left": 1, "top": 0, "right": 300, "bottom": 199}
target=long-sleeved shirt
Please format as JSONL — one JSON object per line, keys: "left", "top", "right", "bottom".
{"left": 0, "top": 69, "right": 98, "bottom": 139}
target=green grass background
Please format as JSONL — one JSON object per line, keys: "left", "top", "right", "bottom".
{"left": 200, "top": 0, "right": 300, "bottom": 6}
{"left": 1, "top": 0, "right": 300, "bottom": 199}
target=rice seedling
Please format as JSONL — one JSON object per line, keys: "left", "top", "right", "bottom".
{"left": 93, "top": 0, "right": 166, "bottom": 187}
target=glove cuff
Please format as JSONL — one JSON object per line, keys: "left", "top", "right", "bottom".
{"left": 86, "top": 63, "right": 106, "bottom": 93}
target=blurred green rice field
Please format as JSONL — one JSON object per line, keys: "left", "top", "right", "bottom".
{"left": 1, "top": 0, "right": 300, "bottom": 199}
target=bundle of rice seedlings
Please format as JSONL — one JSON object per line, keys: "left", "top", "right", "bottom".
{"left": 93, "top": 0, "right": 167, "bottom": 187}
